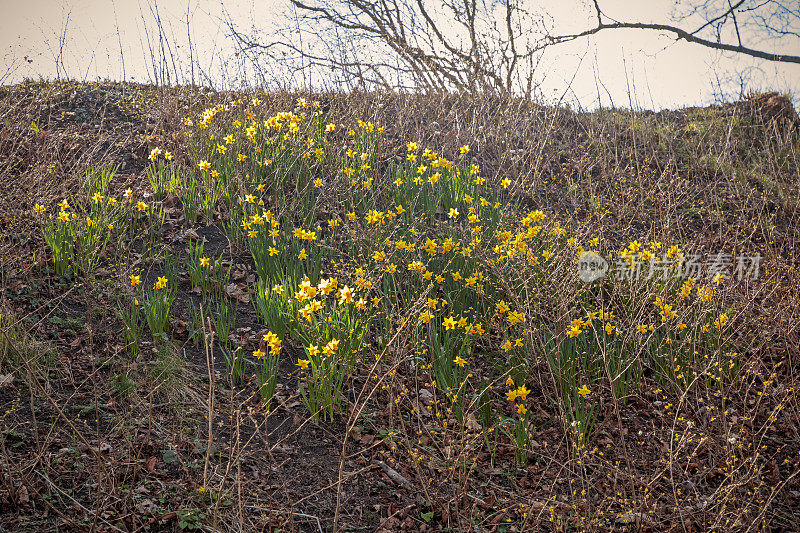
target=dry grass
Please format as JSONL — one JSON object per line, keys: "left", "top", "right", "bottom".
{"left": 0, "top": 80, "right": 798, "bottom": 532}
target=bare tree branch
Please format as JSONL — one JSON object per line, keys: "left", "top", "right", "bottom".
{"left": 224, "top": 0, "right": 550, "bottom": 97}
{"left": 548, "top": 0, "right": 800, "bottom": 65}
{"left": 223, "top": 0, "right": 799, "bottom": 96}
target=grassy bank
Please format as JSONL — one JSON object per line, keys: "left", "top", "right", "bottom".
{"left": 0, "top": 80, "right": 798, "bottom": 531}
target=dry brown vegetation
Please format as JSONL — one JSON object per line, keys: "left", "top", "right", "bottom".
{"left": 0, "top": 80, "right": 799, "bottom": 531}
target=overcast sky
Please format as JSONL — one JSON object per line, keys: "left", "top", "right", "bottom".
{"left": 2, "top": 0, "right": 798, "bottom": 110}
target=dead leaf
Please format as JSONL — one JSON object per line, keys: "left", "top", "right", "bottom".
{"left": 171, "top": 228, "right": 200, "bottom": 244}
{"left": 226, "top": 283, "right": 250, "bottom": 304}
{"left": 465, "top": 413, "right": 481, "bottom": 431}
{"left": 17, "top": 485, "right": 29, "bottom": 505}
{"left": 145, "top": 456, "right": 158, "bottom": 474}
{"left": 0, "top": 374, "right": 13, "bottom": 388}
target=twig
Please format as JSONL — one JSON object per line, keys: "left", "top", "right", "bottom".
{"left": 374, "top": 460, "right": 412, "bottom": 488}
{"left": 200, "top": 305, "right": 215, "bottom": 491}
{"left": 243, "top": 505, "right": 324, "bottom": 533}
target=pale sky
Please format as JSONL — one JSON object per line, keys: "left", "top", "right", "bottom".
{"left": 2, "top": 0, "right": 798, "bottom": 110}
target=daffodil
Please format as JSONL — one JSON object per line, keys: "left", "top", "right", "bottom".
{"left": 336, "top": 286, "right": 353, "bottom": 304}
{"left": 515, "top": 385, "right": 530, "bottom": 401}
{"left": 322, "top": 339, "right": 339, "bottom": 356}
{"left": 419, "top": 310, "right": 434, "bottom": 324}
